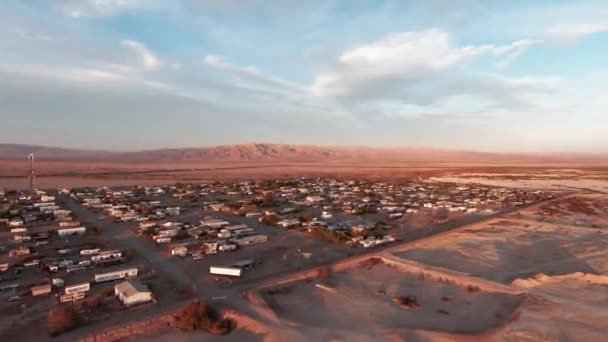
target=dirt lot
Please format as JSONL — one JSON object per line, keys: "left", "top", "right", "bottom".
{"left": 260, "top": 262, "right": 523, "bottom": 340}
{"left": 471, "top": 278, "right": 608, "bottom": 342}
{"left": 393, "top": 218, "right": 608, "bottom": 284}
{"left": 430, "top": 169, "right": 608, "bottom": 194}
{"left": 513, "top": 194, "right": 608, "bottom": 228}
{"left": 5, "top": 159, "right": 607, "bottom": 190}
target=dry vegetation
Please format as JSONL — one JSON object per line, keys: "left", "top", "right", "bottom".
{"left": 316, "top": 267, "right": 330, "bottom": 279}
{"left": 173, "top": 300, "right": 232, "bottom": 336}
{"left": 393, "top": 296, "right": 421, "bottom": 309}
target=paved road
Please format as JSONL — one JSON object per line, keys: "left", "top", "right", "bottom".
{"left": 59, "top": 194, "right": 196, "bottom": 293}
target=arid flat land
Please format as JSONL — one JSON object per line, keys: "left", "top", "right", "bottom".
{"left": 512, "top": 194, "right": 608, "bottom": 228}
{"left": 393, "top": 216, "right": 608, "bottom": 284}
{"left": 2, "top": 158, "right": 608, "bottom": 190}
{"left": 431, "top": 169, "right": 608, "bottom": 193}
{"left": 258, "top": 260, "right": 523, "bottom": 341}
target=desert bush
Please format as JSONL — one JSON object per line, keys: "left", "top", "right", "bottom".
{"left": 393, "top": 296, "right": 421, "bottom": 309}
{"left": 262, "top": 193, "right": 276, "bottom": 207}
{"left": 174, "top": 300, "right": 232, "bottom": 335}
{"left": 260, "top": 214, "right": 279, "bottom": 226}
{"left": 316, "top": 267, "right": 330, "bottom": 279}
{"left": 297, "top": 213, "right": 314, "bottom": 222}
{"left": 101, "top": 286, "right": 115, "bottom": 297}
{"left": 309, "top": 228, "right": 348, "bottom": 244}
{"left": 359, "top": 257, "right": 383, "bottom": 268}
{"left": 466, "top": 284, "right": 481, "bottom": 292}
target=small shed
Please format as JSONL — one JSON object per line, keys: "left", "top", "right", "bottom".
{"left": 114, "top": 280, "right": 153, "bottom": 307}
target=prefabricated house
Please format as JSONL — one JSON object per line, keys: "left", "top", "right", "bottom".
{"left": 52, "top": 278, "right": 65, "bottom": 287}
{"left": 171, "top": 246, "right": 188, "bottom": 257}
{"left": 59, "top": 221, "right": 81, "bottom": 227}
{"left": 218, "top": 243, "right": 237, "bottom": 252}
{"left": 8, "top": 218, "right": 24, "bottom": 227}
{"left": 115, "top": 280, "right": 153, "bottom": 307}
{"left": 10, "top": 227, "right": 27, "bottom": 234}
{"left": 210, "top": 266, "right": 242, "bottom": 277}
{"left": 235, "top": 234, "right": 268, "bottom": 246}
{"left": 94, "top": 267, "right": 138, "bottom": 283}
{"left": 31, "top": 284, "right": 52, "bottom": 297}
{"left": 57, "top": 227, "right": 86, "bottom": 237}
{"left": 224, "top": 224, "right": 248, "bottom": 231}
{"left": 80, "top": 248, "right": 101, "bottom": 256}
{"left": 9, "top": 247, "right": 30, "bottom": 257}
{"left": 91, "top": 250, "right": 123, "bottom": 262}
{"left": 154, "top": 237, "right": 171, "bottom": 244}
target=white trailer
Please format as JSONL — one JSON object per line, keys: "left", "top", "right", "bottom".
{"left": 57, "top": 227, "right": 86, "bottom": 237}
{"left": 94, "top": 267, "right": 138, "bottom": 283}
{"left": 80, "top": 248, "right": 101, "bottom": 256}
{"left": 210, "top": 266, "right": 242, "bottom": 277}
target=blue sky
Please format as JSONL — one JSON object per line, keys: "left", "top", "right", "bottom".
{"left": 1, "top": 0, "right": 607, "bottom": 152}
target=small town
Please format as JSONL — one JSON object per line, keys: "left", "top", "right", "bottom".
{"left": 0, "top": 178, "right": 555, "bottom": 326}
{"left": 2, "top": 2, "right": 608, "bottom": 340}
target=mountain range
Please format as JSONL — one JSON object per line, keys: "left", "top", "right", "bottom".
{"left": 0, "top": 143, "right": 607, "bottom": 164}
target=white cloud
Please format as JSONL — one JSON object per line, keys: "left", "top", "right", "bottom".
{"left": 61, "top": 0, "right": 166, "bottom": 18}
{"left": 121, "top": 39, "right": 163, "bottom": 70}
{"left": 494, "top": 39, "right": 539, "bottom": 69}
{"left": 546, "top": 23, "right": 608, "bottom": 44}
{"left": 311, "top": 29, "right": 536, "bottom": 98}
{"left": 203, "top": 54, "right": 306, "bottom": 93}
{"left": 0, "top": 62, "right": 126, "bottom": 83}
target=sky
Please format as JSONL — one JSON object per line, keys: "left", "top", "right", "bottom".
{"left": 1, "top": 0, "right": 607, "bottom": 152}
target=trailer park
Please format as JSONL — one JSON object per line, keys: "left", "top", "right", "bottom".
{"left": 0, "top": 179, "right": 556, "bottom": 338}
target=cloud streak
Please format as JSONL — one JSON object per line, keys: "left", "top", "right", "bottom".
{"left": 546, "top": 23, "right": 608, "bottom": 44}
{"left": 121, "top": 40, "right": 163, "bottom": 70}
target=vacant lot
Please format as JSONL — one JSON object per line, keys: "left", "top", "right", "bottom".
{"left": 393, "top": 218, "right": 608, "bottom": 284}
{"left": 260, "top": 262, "right": 523, "bottom": 340}
{"left": 513, "top": 194, "right": 608, "bottom": 228}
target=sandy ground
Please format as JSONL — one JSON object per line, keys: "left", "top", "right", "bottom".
{"left": 385, "top": 190, "right": 608, "bottom": 342}
{"left": 260, "top": 263, "right": 523, "bottom": 340}
{"left": 393, "top": 218, "right": 608, "bottom": 284}
{"left": 430, "top": 176, "right": 608, "bottom": 193}
{"left": 134, "top": 329, "right": 264, "bottom": 342}
{"left": 3, "top": 159, "right": 607, "bottom": 190}
{"left": 513, "top": 194, "right": 608, "bottom": 228}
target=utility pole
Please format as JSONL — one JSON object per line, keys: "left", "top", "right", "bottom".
{"left": 28, "top": 153, "right": 35, "bottom": 191}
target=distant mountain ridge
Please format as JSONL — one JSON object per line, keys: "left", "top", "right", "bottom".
{"left": 0, "top": 143, "right": 606, "bottom": 164}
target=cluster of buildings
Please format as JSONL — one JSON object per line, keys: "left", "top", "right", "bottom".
{"left": 70, "top": 187, "right": 181, "bottom": 222}
{"left": 164, "top": 179, "right": 553, "bottom": 248}
{"left": 0, "top": 189, "right": 151, "bottom": 308}
{"left": 138, "top": 217, "right": 268, "bottom": 259}
{"left": 1, "top": 189, "right": 72, "bottom": 233}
